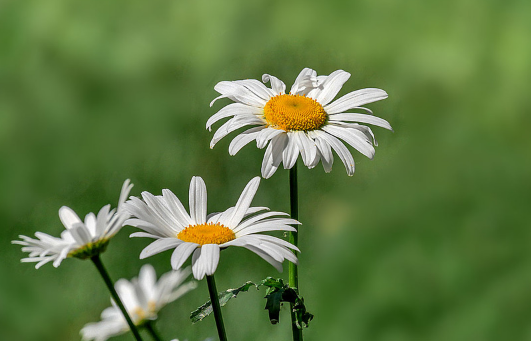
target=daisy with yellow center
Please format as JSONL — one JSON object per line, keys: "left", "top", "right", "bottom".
{"left": 12, "top": 179, "right": 133, "bottom": 268}
{"left": 123, "top": 176, "right": 300, "bottom": 280}
{"left": 207, "top": 68, "right": 393, "bottom": 178}
{"left": 81, "top": 264, "right": 196, "bottom": 341}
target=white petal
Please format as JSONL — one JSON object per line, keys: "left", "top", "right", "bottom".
{"left": 232, "top": 211, "right": 289, "bottom": 233}
{"left": 171, "top": 242, "right": 199, "bottom": 270}
{"left": 314, "top": 70, "right": 351, "bottom": 106}
{"left": 139, "top": 238, "right": 182, "bottom": 259}
{"left": 211, "top": 81, "right": 267, "bottom": 107}
{"left": 328, "top": 113, "right": 393, "bottom": 131}
{"left": 325, "top": 88, "right": 388, "bottom": 114}
{"left": 290, "top": 68, "right": 318, "bottom": 95}
{"left": 210, "top": 116, "right": 265, "bottom": 148}
{"left": 256, "top": 128, "right": 283, "bottom": 149}
{"left": 129, "top": 232, "right": 161, "bottom": 239}
{"left": 292, "top": 131, "right": 317, "bottom": 168}
{"left": 189, "top": 177, "right": 207, "bottom": 225}
{"left": 206, "top": 103, "right": 262, "bottom": 131}
{"left": 161, "top": 189, "right": 194, "bottom": 227}
{"left": 234, "top": 79, "right": 275, "bottom": 100}
{"left": 191, "top": 245, "right": 220, "bottom": 280}
{"left": 243, "top": 245, "right": 283, "bottom": 272}
{"left": 260, "top": 133, "right": 287, "bottom": 179}
{"left": 262, "top": 74, "right": 286, "bottom": 95}
{"left": 313, "top": 130, "right": 355, "bottom": 176}
{"left": 69, "top": 223, "right": 92, "bottom": 245}
{"left": 322, "top": 125, "right": 375, "bottom": 159}
{"left": 58, "top": 206, "right": 82, "bottom": 230}
{"left": 220, "top": 177, "right": 260, "bottom": 227}
{"left": 228, "top": 127, "right": 264, "bottom": 155}
{"left": 117, "top": 179, "right": 134, "bottom": 211}
{"left": 282, "top": 133, "right": 300, "bottom": 169}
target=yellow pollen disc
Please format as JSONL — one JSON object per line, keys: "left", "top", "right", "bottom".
{"left": 177, "top": 223, "right": 236, "bottom": 246}
{"left": 263, "top": 94, "right": 327, "bottom": 131}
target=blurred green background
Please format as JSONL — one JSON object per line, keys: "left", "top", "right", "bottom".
{"left": 2, "top": 0, "right": 531, "bottom": 340}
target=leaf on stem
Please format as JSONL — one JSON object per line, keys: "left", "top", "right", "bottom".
{"left": 190, "top": 277, "right": 313, "bottom": 328}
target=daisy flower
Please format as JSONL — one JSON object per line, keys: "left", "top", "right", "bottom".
{"left": 207, "top": 67, "right": 393, "bottom": 178}
{"left": 12, "top": 179, "right": 133, "bottom": 268}
{"left": 81, "top": 264, "right": 196, "bottom": 341}
{"left": 123, "top": 176, "right": 300, "bottom": 280}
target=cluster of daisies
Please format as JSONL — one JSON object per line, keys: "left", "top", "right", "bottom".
{"left": 14, "top": 68, "right": 392, "bottom": 341}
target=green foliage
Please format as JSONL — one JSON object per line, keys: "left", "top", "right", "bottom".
{"left": 191, "top": 277, "right": 313, "bottom": 328}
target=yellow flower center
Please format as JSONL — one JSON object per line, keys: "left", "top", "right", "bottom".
{"left": 177, "top": 223, "right": 236, "bottom": 246}
{"left": 263, "top": 94, "right": 327, "bottom": 131}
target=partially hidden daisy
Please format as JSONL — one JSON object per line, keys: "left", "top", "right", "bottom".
{"left": 12, "top": 180, "right": 133, "bottom": 268}
{"left": 123, "top": 176, "right": 300, "bottom": 280}
{"left": 207, "top": 67, "right": 393, "bottom": 178}
{"left": 81, "top": 264, "right": 196, "bottom": 341}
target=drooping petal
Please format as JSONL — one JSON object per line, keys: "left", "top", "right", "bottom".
{"left": 313, "top": 130, "right": 355, "bottom": 176}
{"left": 262, "top": 74, "right": 286, "bottom": 95}
{"left": 139, "top": 238, "right": 183, "bottom": 259}
{"left": 322, "top": 125, "right": 375, "bottom": 159}
{"left": 282, "top": 133, "right": 300, "bottom": 169}
{"left": 171, "top": 242, "right": 199, "bottom": 270}
{"left": 228, "top": 126, "right": 264, "bottom": 156}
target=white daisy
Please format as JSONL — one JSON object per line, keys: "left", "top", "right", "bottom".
{"left": 12, "top": 180, "right": 133, "bottom": 268}
{"left": 81, "top": 264, "right": 196, "bottom": 341}
{"left": 207, "top": 67, "right": 393, "bottom": 178}
{"left": 123, "top": 176, "right": 300, "bottom": 280}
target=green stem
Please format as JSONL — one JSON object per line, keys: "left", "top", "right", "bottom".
{"left": 145, "top": 321, "right": 163, "bottom": 341}
{"left": 289, "top": 163, "right": 303, "bottom": 341}
{"left": 91, "top": 255, "right": 144, "bottom": 341}
{"left": 206, "top": 275, "right": 228, "bottom": 341}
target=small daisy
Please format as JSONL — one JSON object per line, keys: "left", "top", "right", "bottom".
{"left": 12, "top": 180, "right": 133, "bottom": 268}
{"left": 81, "top": 264, "right": 196, "bottom": 341}
{"left": 207, "top": 67, "right": 393, "bottom": 178}
{"left": 123, "top": 176, "right": 300, "bottom": 280}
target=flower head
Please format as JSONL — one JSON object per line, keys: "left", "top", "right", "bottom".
{"left": 208, "top": 68, "right": 393, "bottom": 178}
{"left": 124, "top": 177, "right": 300, "bottom": 280}
{"left": 81, "top": 264, "right": 196, "bottom": 341}
{"left": 12, "top": 180, "right": 133, "bottom": 268}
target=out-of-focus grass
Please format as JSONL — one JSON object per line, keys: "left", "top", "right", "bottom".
{"left": 2, "top": 0, "right": 531, "bottom": 340}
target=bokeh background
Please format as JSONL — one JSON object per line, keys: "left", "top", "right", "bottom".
{"left": 2, "top": 0, "right": 531, "bottom": 340}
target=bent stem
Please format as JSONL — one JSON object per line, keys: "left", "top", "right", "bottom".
{"left": 91, "top": 255, "right": 144, "bottom": 341}
{"left": 289, "top": 163, "right": 303, "bottom": 341}
{"left": 145, "top": 321, "right": 163, "bottom": 341}
{"left": 206, "top": 275, "right": 228, "bottom": 341}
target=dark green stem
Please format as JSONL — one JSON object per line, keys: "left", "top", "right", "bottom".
{"left": 91, "top": 255, "right": 144, "bottom": 341}
{"left": 145, "top": 321, "right": 163, "bottom": 341}
{"left": 206, "top": 275, "right": 228, "bottom": 341}
{"left": 289, "top": 163, "right": 303, "bottom": 341}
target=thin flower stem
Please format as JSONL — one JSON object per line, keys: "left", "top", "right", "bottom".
{"left": 289, "top": 163, "right": 303, "bottom": 341}
{"left": 145, "top": 321, "right": 163, "bottom": 341}
{"left": 206, "top": 275, "right": 228, "bottom": 341}
{"left": 90, "top": 255, "right": 144, "bottom": 341}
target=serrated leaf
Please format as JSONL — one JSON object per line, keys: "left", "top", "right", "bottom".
{"left": 190, "top": 277, "right": 313, "bottom": 329}
{"left": 190, "top": 281, "right": 257, "bottom": 323}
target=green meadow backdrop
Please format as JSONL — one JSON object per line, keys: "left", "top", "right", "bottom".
{"left": 2, "top": 0, "right": 531, "bottom": 340}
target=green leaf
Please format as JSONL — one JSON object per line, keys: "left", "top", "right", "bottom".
{"left": 190, "top": 281, "right": 257, "bottom": 323}
{"left": 190, "top": 277, "right": 313, "bottom": 329}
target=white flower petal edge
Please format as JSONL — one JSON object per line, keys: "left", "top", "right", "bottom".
{"left": 80, "top": 264, "right": 196, "bottom": 341}
{"left": 123, "top": 176, "right": 300, "bottom": 280}
{"left": 208, "top": 67, "right": 393, "bottom": 178}
{"left": 12, "top": 180, "right": 133, "bottom": 268}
